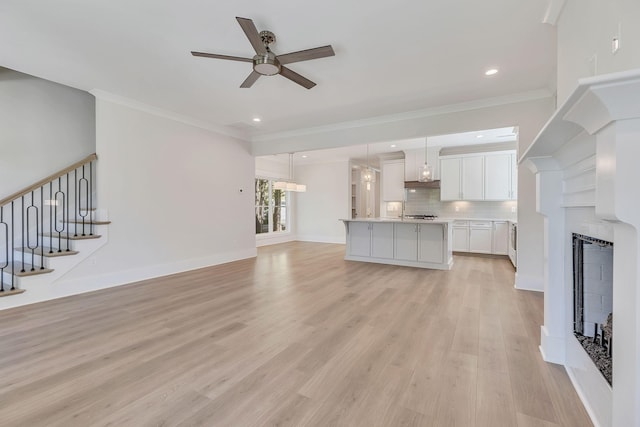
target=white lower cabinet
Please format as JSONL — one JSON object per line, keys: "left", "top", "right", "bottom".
{"left": 452, "top": 220, "right": 470, "bottom": 252}
{"left": 371, "top": 223, "right": 394, "bottom": 259}
{"left": 394, "top": 223, "right": 444, "bottom": 263}
{"left": 492, "top": 221, "right": 509, "bottom": 255}
{"left": 469, "top": 221, "right": 493, "bottom": 254}
{"left": 348, "top": 222, "right": 372, "bottom": 257}
{"left": 350, "top": 222, "right": 395, "bottom": 258}
{"left": 448, "top": 219, "right": 510, "bottom": 255}
{"left": 418, "top": 224, "right": 444, "bottom": 263}
{"left": 394, "top": 223, "right": 419, "bottom": 261}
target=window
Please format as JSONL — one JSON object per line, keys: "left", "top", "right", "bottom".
{"left": 255, "top": 179, "right": 288, "bottom": 234}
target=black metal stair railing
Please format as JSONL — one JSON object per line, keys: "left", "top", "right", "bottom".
{"left": 0, "top": 153, "right": 98, "bottom": 294}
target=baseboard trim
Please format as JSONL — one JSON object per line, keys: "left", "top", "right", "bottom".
{"left": 296, "top": 235, "right": 345, "bottom": 244}
{"left": 0, "top": 248, "right": 257, "bottom": 311}
{"left": 565, "top": 366, "right": 605, "bottom": 427}
{"left": 514, "top": 272, "right": 544, "bottom": 292}
{"left": 256, "top": 233, "right": 296, "bottom": 247}
{"left": 539, "top": 325, "right": 565, "bottom": 364}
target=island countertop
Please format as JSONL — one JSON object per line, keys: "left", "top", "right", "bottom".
{"left": 340, "top": 217, "right": 453, "bottom": 225}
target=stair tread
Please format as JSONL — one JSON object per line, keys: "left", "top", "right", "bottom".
{"left": 4, "top": 264, "right": 54, "bottom": 277}
{"left": 42, "top": 233, "right": 102, "bottom": 240}
{"left": 63, "top": 219, "right": 111, "bottom": 225}
{"left": 0, "top": 288, "right": 26, "bottom": 297}
{"left": 16, "top": 247, "right": 79, "bottom": 257}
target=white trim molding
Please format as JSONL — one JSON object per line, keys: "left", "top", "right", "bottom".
{"left": 523, "top": 68, "right": 640, "bottom": 427}
{"left": 90, "top": 89, "right": 248, "bottom": 141}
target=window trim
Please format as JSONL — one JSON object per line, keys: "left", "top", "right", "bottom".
{"left": 255, "top": 177, "right": 291, "bottom": 236}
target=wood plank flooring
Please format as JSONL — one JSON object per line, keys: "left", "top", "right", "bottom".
{"left": 0, "top": 242, "right": 592, "bottom": 426}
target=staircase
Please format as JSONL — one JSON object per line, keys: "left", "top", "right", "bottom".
{"left": 0, "top": 154, "right": 109, "bottom": 300}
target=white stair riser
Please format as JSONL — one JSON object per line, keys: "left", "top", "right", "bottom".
{"left": 0, "top": 226, "right": 108, "bottom": 307}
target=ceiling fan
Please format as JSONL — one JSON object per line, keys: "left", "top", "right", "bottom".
{"left": 191, "top": 17, "right": 335, "bottom": 89}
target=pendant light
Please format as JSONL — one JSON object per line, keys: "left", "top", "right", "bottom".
{"left": 418, "top": 138, "right": 433, "bottom": 182}
{"left": 274, "top": 153, "right": 306, "bottom": 192}
{"left": 361, "top": 145, "right": 376, "bottom": 190}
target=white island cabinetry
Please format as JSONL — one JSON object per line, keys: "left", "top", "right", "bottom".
{"left": 341, "top": 219, "right": 453, "bottom": 270}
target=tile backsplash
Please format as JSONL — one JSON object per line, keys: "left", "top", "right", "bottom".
{"left": 385, "top": 188, "right": 517, "bottom": 220}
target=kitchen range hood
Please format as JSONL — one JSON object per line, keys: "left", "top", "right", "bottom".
{"left": 404, "top": 180, "right": 440, "bottom": 189}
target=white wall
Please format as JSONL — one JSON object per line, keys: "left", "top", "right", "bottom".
{"left": 56, "top": 96, "right": 256, "bottom": 290}
{"left": 255, "top": 156, "right": 288, "bottom": 179}
{"left": 557, "top": 0, "right": 640, "bottom": 104}
{"left": 0, "top": 67, "right": 95, "bottom": 197}
{"left": 295, "top": 161, "right": 350, "bottom": 244}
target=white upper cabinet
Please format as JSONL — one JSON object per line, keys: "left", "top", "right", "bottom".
{"left": 484, "top": 153, "right": 511, "bottom": 200}
{"left": 404, "top": 150, "right": 418, "bottom": 181}
{"left": 484, "top": 152, "right": 518, "bottom": 200}
{"left": 440, "top": 158, "right": 462, "bottom": 200}
{"left": 462, "top": 156, "right": 484, "bottom": 200}
{"left": 381, "top": 160, "right": 405, "bottom": 201}
{"left": 440, "top": 150, "right": 516, "bottom": 201}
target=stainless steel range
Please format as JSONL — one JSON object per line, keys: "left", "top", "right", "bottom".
{"left": 404, "top": 214, "right": 438, "bottom": 220}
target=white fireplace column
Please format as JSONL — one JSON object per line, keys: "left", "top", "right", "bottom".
{"left": 522, "top": 70, "right": 640, "bottom": 427}
{"left": 525, "top": 158, "right": 566, "bottom": 364}
{"left": 592, "top": 119, "right": 640, "bottom": 427}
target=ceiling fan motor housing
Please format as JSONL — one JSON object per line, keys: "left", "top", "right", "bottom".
{"left": 259, "top": 30, "right": 276, "bottom": 46}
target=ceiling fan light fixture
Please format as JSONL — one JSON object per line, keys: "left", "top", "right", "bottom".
{"left": 254, "top": 53, "right": 280, "bottom": 76}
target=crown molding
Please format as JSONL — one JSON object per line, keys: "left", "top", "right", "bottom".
{"left": 542, "top": 0, "right": 566, "bottom": 26}
{"left": 89, "top": 89, "right": 249, "bottom": 141}
{"left": 251, "top": 89, "right": 552, "bottom": 144}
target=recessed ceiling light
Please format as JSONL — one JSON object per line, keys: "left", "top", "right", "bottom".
{"left": 302, "top": 155, "right": 308, "bottom": 158}
{"left": 252, "top": 117, "right": 261, "bottom": 122}
{"left": 485, "top": 68, "right": 499, "bottom": 76}
{"left": 476, "top": 135, "right": 484, "bottom": 138}
{"left": 390, "top": 144, "right": 397, "bottom": 148}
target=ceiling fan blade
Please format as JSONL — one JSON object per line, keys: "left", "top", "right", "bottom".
{"left": 191, "top": 51, "right": 252, "bottom": 62}
{"left": 240, "top": 71, "right": 261, "bottom": 88}
{"left": 236, "top": 17, "right": 266, "bottom": 55}
{"left": 277, "top": 45, "right": 335, "bottom": 65}
{"left": 279, "top": 66, "right": 316, "bottom": 89}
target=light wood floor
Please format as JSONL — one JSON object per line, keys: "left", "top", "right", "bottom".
{"left": 0, "top": 242, "right": 592, "bottom": 427}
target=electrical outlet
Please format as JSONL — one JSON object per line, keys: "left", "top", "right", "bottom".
{"left": 511, "top": 206, "right": 517, "bottom": 213}
{"left": 455, "top": 206, "right": 459, "bottom": 212}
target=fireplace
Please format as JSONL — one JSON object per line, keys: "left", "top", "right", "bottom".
{"left": 572, "top": 233, "right": 613, "bottom": 385}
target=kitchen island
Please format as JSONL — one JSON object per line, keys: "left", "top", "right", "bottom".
{"left": 340, "top": 218, "right": 453, "bottom": 270}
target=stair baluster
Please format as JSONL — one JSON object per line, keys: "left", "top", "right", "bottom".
{"left": 0, "top": 154, "right": 99, "bottom": 296}
{"left": 1, "top": 207, "right": 7, "bottom": 292}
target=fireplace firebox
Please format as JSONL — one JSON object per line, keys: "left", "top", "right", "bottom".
{"left": 572, "top": 233, "right": 613, "bottom": 385}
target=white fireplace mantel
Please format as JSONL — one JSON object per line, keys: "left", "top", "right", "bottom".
{"left": 522, "top": 69, "right": 640, "bottom": 427}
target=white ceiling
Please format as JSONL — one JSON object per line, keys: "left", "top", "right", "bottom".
{"left": 0, "top": 1, "right": 556, "bottom": 139}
